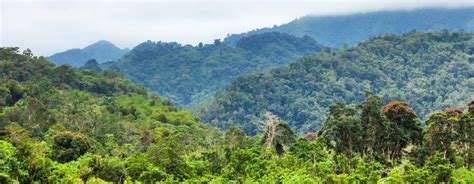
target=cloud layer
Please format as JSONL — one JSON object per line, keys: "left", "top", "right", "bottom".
{"left": 1, "top": 0, "right": 472, "bottom": 56}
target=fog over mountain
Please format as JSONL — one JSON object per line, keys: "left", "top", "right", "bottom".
{"left": 1, "top": 0, "right": 471, "bottom": 56}
{"left": 225, "top": 8, "right": 474, "bottom": 48}
{"left": 1, "top": 1, "right": 474, "bottom": 183}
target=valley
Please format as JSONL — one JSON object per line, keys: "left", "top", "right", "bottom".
{"left": 1, "top": 5, "right": 473, "bottom": 183}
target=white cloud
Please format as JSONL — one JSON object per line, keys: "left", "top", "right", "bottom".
{"left": 1, "top": 0, "right": 472, "bottom": 56}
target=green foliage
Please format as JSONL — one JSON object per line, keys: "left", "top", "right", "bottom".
{"left": 451, "top": 168, "right": 474, "bottom": 184}
{"left": 320, "top": 103, "right": 363, "bottom": 159}
{"left": 261, "top": 112, "right": 295, "bottom": 156}
{"left": 0, "top": 29, "right": 471, "bottom": 183}
{"left": 105, "top": 32, "right": 322, "bottom": 109}
{"left": 81, "top": 59, "right": 102, "bottom": 73}
{"left": 202, "top": 31, "right": 473, "bottom": 135}
{"left": 351, "top": 158, "right": 383, "bottom": 182}
{"left": 381, "top": 100, "right": 423, "bottom": 162}
{"left": 48, "top": 40, "right": 129, "bottom": 67}
{"left": 0, "top": 141, "right": 27, "bottom": 182}
{"left": 96, "top": 156, "right": 126, "bottom": 182}
{"left": 52, "top": 131, "right": 90, "bottom": 163}
{"left": 423, "top": 107, "right": 474, "bottom": 167}
{"left": 381, "top": 161, "right": 431, "bottom": 183}
{"left": 225, "top": 8, "right": 474, "bottom": 48}
{"left": 0, "top": 47, "right": 216, "bottom": 182}
{"left": 424, "top": 153, "right": 455, "bottom": 182}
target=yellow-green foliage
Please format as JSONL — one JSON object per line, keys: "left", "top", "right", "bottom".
{"left": 0, "top": 31, "right": 473, "bottom": 183}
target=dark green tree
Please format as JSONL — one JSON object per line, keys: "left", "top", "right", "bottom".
{"left": 382, "top": 100, "right": 423, "bottom": 162}
{"left": 52, "top": 131, "right": 90, "bottom": 163}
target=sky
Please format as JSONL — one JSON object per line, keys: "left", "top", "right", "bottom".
{"left": 1, "top": 0, "right": 473, "bottom": 56}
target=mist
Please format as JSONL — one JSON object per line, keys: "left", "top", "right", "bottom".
{"left": 1, "top": 0, "right": 472, "bottom": 56}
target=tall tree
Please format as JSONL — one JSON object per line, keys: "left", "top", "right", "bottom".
{"left": 358, "top": 94, "right": 386, "bottom": 160}
{"left": 382, "top": 101, "right": 423, "bottom": 162}
{"left": 261, "top": 112, "right": 295, "bottom": 156}
{"left": 319, "top": 102, "right": 363, "bottom": 160}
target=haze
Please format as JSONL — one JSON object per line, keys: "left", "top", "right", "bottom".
{"left": 1, "top": 0, "right": 472, "bottom": 56}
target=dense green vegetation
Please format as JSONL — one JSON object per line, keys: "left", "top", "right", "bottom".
{"left": 201, "top": 31, "right": 473, "bottom": 135}
{"left": 48, "top": 40, "right": 129, "bottom": 67}
{"left": 225, "top": 8, "right": 474, "bottom": 48}
{"left": 1, "top": 47, "right": 473, "bottom": 183}
{"left": 0, "top": 47, "right": 217, "bottom": 183}
{"left": 104, "top": 32, "right": 322, "bottom": 109}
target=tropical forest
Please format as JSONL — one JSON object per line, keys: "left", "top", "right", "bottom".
{"left": 0, "top": 2, "right": 473, "bottom": 183}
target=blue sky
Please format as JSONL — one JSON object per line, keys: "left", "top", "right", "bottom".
{"left": 1, "top": 0, "right": 472, "bottom": 56}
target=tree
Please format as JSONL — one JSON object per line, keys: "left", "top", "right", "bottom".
{"left": 52, "top": 131, "right": 90, "bottom": 163}
{"left": 213, "top": 39, "right": 221, "bottom": 45}
{"left": 146, "top": 128, "right": 191, "bottom": 180}
{"left": 424, "top": 111, "right": 457, "bottom": 159}
{"left": 319, "top": 103, "right": 363, "bottom": 160}
{"left": 22, "top": 49, "right": 33, "bottom": 57}
{"left": 358, "top": 94, "right": 387, "bottom": 161}
{"left": 459, "top": 101, "right": 474, "bottom": 167}
{"left": 424, "top": 153, "right": 455, "bottom": 183}
{"left": 224, "top": 125, "right": 246, "bottom": 151}
{"left": 0, "top": 140, "right": 28, "bottom": 182}
{"left": 81, "top": 59, "right": 102, "bottom": 73}
{"left": 260, "top": 112, "right": 295, "bottom": 156}
{"left": 423, "top": 103, "right": 474, "bottom": 167}
{"left": 2, "top": 80, "right": 25, "bottom": 106}
{"left": 382, "top": 100, "right": 423, "bottom": 162}
{"left": 2, "top": 97, "right": 55, "bottom": 137}
{"left": 290, "top": 137, "right": 331, "bottom": 177}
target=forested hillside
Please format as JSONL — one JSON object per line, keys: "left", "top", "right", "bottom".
{"left": 105, "top": 32, "right": 322, "bottom": 109}
{"left": 201, "top": 31, "right": 473, "bottom": 135}
{"left": 48, "top": 40, "right": 129, "bottom": 67}
{"left": 0, "top": 47, "right": 219, "bottom": 182}
{"left": 1, "top": 48, "right": 473, "bottom": 183}
{"left": 225, "top": 8, "right": 474, "bottom": 48}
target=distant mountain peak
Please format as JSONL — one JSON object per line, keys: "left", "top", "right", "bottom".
{"left": 83, "top": 40, "right": 121, "bottom": 51}
{"left": 48, "top": 40, "right": 129, "bottom": 67}
{"left": 94, "top": 40, "right": 114, "bottom": 44}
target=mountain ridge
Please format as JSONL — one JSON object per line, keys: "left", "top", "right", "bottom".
{"left": 202, "top": 30, "right": 474, "bottom": 135}
{"left": 48, "top": 40, "right": 129, "bottom": 67}
{"left": 104, "top": 32, "right": 323, "bottom": 109}
{"left": 225, "top": 7, "right": 474, "bottom": 48}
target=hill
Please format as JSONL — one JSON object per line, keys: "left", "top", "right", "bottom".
{"left": 0, "top": 47, "right": 218, "bottom": 182}
{"left": 225, "top": 8, "right": 474, "bottom": 48}
{"left": 48, "top": 40, "right": 129, "bottom": 67}
{"left": 201, "top": 31, "right": 474, "bottom": 135}
{"left": 105, "top": 32, "right": 323, "bottom": 109}
{"left": 0, "top": 46, "right": 473, "bottom": 183}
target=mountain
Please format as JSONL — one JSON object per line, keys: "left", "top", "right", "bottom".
{"left": 2, "top": 47, "right": 473, "bottom": 183}
{"left": 105, "top": 32, "right": 323, "bottom": 109}
{"left": 201, "top": 31, "right": 474, "bottom": 135}
{"left": 48, "top": 40, "right": 129, "bottom": 67}
{"left": 0, "top": 47, "right": 217, "bottom": 182}
{"left": 225, "top": 8, "right": 474, "bottom": 48}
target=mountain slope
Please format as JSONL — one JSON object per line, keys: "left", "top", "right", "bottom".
{"left": 0, "top": 47, "right": 218, "bottom": 182}
{"left": 225, "top": 8, "right": 474, "bottom": 48}
{"left": 201, "top": 31, "right": 474, "bottom": 135}
{"left": 1, "top": 46, "right": 473, "bottom": 183}
{"left": 105, "top": 32, "right": 323, "bottom": 108}
{"left": 48, "top": 40, "right": 129, "bottom": 67}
